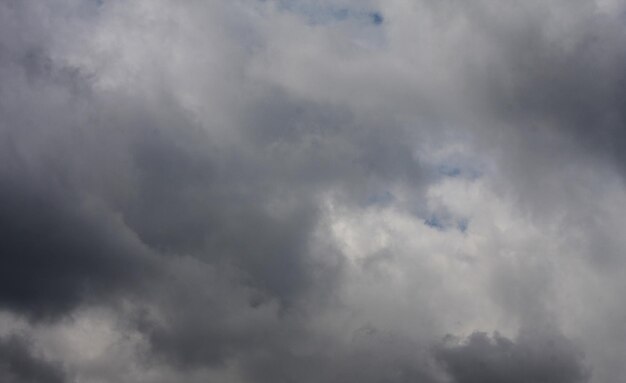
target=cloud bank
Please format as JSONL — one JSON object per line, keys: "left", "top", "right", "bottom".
{"left": 1, "top": 0, "right": 626, "bottom": 381}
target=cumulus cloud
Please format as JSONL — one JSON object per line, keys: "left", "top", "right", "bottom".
{"left": 0, "top": 0, "right": 625, "bottom": 381}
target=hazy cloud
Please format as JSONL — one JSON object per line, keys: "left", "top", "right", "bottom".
{"left": 0, "top": 335, "right": 67, "bottom": 383}
{"left": 1, "top": 0, "right": 625, "bottom": 381}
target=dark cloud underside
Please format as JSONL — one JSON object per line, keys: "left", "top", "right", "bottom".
{"left": 0, "top": 335, "right": 66, "bottom": 383}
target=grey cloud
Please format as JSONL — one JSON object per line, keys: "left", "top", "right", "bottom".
{"left": 0, "top": 18, "right": 157, "bottom": 320}
{"left": 0, "top": 175, "right": 156, "bottom": 321}
{"left": 435, "top": 330, "right": 590, "bottom": 383}
{"left": 0, "top": 334, "right": 67, "bottom": 383}
{"left": 0, "top": 7, "right": 331, "bottom": 320}
{"left": 0, "top": 0, "right": 623, "bottom": 382}
{"left": 452, "top": 1, "right": 626, "bottom": 177}
{"left": 239, "top": 328, "right": 441, "bottom": 383}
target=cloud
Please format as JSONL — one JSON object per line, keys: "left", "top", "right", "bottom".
{"left": 0, "top": 176, "right": 156, "bottom": 320}
{"left": 1, "top": 0, "right": 626, "bottom": 382}
{"left": 0, "top": 334, "right": 67, "bottom": 383}
{"left": 435, "top": 330, "right": 590, "bottom": 383}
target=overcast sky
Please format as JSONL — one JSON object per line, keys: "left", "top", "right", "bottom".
{"left": 1, "top": 1, "right": 626, "bottom": 382}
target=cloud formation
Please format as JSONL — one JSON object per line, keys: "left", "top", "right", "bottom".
{"left": 436, "top": 331, "right": 590, "bottom": 383}
{"left": 1, "top": 0, "right": 625, "bottom": 381}
{"left": 0, "top": 335, "right": 66, "bottom": 383}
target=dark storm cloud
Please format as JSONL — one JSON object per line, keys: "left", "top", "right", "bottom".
{"left": 0, "top": 7, "right": 398, "bottom": 378}
{"left": 0, "top": 174, "right": 156, "bottom": 320}
{"left": 0, "top": 335, "right": 67, "bottom": 383}
{"left": 0, "top": 1, "right": 331, "bottom": 321}
{"left": 0, "top": 31, "right": 334, "bottom": 375}
{"left": 0, "top": 3, "right": 155, "bottom": 321}
{"left": 435, "top": 330, "right": 590, "bottom": 383}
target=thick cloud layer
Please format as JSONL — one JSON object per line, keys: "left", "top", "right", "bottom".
{"left": 1, "top": 0, "right": 625, "bottom": 382}
{"left": 435, "top": 331, "right": 590, "bottom": 383}
{"left": 0, "top": 335, "right": 66, "bottom": 383}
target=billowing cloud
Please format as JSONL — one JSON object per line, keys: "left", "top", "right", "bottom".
{"left": 0, "top": 335, "right": 67, "bottom": 383}
{"left": 435, "top": 330, "right": 590, "bottom": 383}
{"left": 1, "top": 0, "right": 625, "bottom": 382}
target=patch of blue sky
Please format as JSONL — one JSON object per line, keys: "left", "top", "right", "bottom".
{"left": 424, "top": 216, "right": 446, "bottom": 230}
{"left": 437, "top": 164, "right": 462, "bottom": 177}
{"left": 416, "top": 207, "right": 470, "bottom": 233}
{"left": 370, "top": 12, "right": 384, "bottom": 25}
{"left": 365, "top": 190, "right": 394, "bottom": 207}
{"left": 457, "top": 218, "right": 469, "bottom": 233}
{"left": 274, "top": 1, "right": 383, "bottom": 26}
{"left": 436, "top": 163, "right": 483, "bottom": 180}
{"left": 424, "top": 215, "right": 470, "bottom": 233}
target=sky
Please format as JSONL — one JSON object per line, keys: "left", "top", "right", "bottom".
{"left": 1, "top": 0, "right": 626, "bottom": 382}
